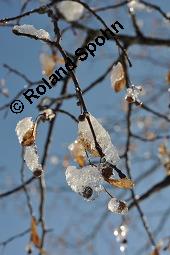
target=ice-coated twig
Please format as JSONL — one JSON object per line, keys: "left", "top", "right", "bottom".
{"left": 13, "top": 24, "right": 50, "bottom": 40}
{"left": 57, "top": 1, "right": 84, "bottom": 22}
{"left": 78, "top": 113, "right": 120, "bottom": 165}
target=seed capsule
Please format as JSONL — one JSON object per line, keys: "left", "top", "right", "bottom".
{"left": 33, "top": 169, "right": 43, "bottom": 177}
{"left": 78, "top": 113, "right": 86, "bottom": 121}
{"left": 101, "top": 166, "right": 113, "bottom": 179}
{"left": 82, "top": 186, "right": 93, "bottom": 199}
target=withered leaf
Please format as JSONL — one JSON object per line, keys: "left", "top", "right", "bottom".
{"left": 158, "top": 144, "right": 167, "bottom": 156}
{"left": 111, "top": 62, "right": 126, "bottom": 93}
{"left": 145, "top": 132, "right": 156, "bottom": 140}
{"left": 31, "top": 216, "right": 41, "bottom": 248}
{"left": 166, "top": 71, "right": 170, "bottom": 84}
{"left": 52, "top": 54, "right": 65, "bottom": 64}
{"left": 105, "top": 177, "right": 134, "bottom": 189}
{"left": 63, "top": 155, "right": 70, "bottom": 168}
{"left": 79, "top": 137, "right": 100, "bottom": 157}
{"left": 40, "top": 53, "right": 56, "bottom": 76}
{"left": 114, "top": 78, "right": 126, "bottom": 93}
{"left": 22, "top": 125, "right": 36, "bottom": 146}
{"left": 150, "top": 248, "right": 160, "bottom": 255}
{"left": 76, "top": 155, "right": 86, "bottom": 167}
{"left": 68, "top": 139, "right": 86, "bottom": 167}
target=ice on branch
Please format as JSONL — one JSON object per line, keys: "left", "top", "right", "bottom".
{"left": 0, "top": 78, "right": 9, "bottom": 97}
{"left": 13, "top": 25, "right": 50, "bottom": 40}
{"left": 16, "top": 117, "right": 43, "bottom": 177}
{"left": 111, "top": 62, "right": 126, "bottom": 92}
{"left": 128, "top": 0, "right": 147, "bottom": 13}
{"left": 57, "top": 1, "right": 84, "bottom": 21}
{"left": 16, "top": 117, "right": 35, "bottom": 146}
{"left": 125, "top": 85, "right": 143, "bottom": 105}
{"left": 158, "top": 144, "right": 170, "bottom": 175}
{"left": 68, "top": 139, "right": 86, "bottom": 167}
{"left": 108, "top": 197, "right": 128, "bottom": 215}
{"left": 78, "top": 113, "right": 120, "bottom": 165}
{"left": 24, "top": 145, "right": 43, "bottom": 177}
{"left": 41, "top": 108, "right": 55, "bottom": 121}
{"left": 65, "top": 165, "right": 104, "bottom": 200}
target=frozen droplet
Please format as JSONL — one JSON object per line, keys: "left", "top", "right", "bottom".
{"left": 65, "top": 165, "right": 104, "bottom": 200}
{"left": 24, "top": 145, "right": 43, "bottom": 176}
{"left": 38, "top": 97, "right": 54, "bottom": 110}
{"left": 13, "top": 25, "right": 50, "bottom": 40}
{"left": 49, "top": 155, "right": 59, "bottom": 166}
{"left": 108, "top": 198, "right": 128, "bottom": 215}
{"left": 113, "top": 224, "right": 128, "bottom": 244}
{"left": 16, "top": 117, "right": 34, "bottom": 144}
{"left": 58, "top": 1, "right": 84, "bottom": 21}
{"left": 113, "top": 230, "right": 119, "bottom": 237}
{"left": 41, "top": 108, "right": 55, "bottom": 121}
{"left": 0, "top": 79, "right": 9, "bottom": 97}
{"left": 120, "top": 244, "right": 126, "bottom": 253}
{"left": 125, "top": 85, "right": 143, "bottom": 104}
{"left": 128, "top": 0, "right": 147, "bottom": 12}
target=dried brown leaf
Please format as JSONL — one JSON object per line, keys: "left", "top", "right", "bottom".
{"left": 76, "top": 155, "right": 86, "bottom": 167}
{"left": 145, "top": 132, "right": 156, "bottom": 140}
{"left": 22, "top": 125, "right": 36, "bottom": 146}
{"left": 150, "top": 248, "right": 160, "bottom": 255}
{"left": 69, "top": 139, "right": 86, "bottom": 167}
{"left": 31, "top": 217, "right": 41, "bottom": 248}
{"left": 40, "top": 53, "right": 56, "bottom": 76}
{"left": 114, "top": 78, "right": 126, "bottom": 93}
{"left": 79, "top": 137, "right": 100, "bottom": 157}
{"left": 63, "top": 155, "right": 70, "bottom": 168}
{"left": 166, "top": 71, "right": 170, "bottom": 84}
{"left": 52, "top": 54, "right": 65, "bottom": 64}
{"left": 105, "top": 177, "right": 134, "bottom": 189}
{"left": 111, "top": 62, "right": 126, "bottom": 93}
{"left": 158, "top": 144, "right": 167, "bottom": 156}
